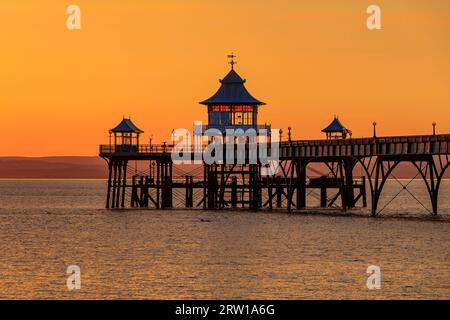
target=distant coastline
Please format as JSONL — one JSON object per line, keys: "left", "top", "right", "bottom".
{"left": 0, "top": 157, "right": 107, "bottom": 179}
{"left": 1, "top": 156, "right": 448, "bottom": 179}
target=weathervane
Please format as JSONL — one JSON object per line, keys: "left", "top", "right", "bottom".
{"left": 227, "top": 52, "right": 237, "bottom": 69}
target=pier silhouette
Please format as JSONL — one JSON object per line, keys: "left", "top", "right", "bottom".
{"left": 99, "top": 57, "right": 450, "bottom": 216}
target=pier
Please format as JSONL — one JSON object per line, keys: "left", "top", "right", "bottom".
{"left": 100, "top": 134, "right": 450, "bottom": 216}
{"left": 99, "top": 57, "right": 450, "bottom": 216}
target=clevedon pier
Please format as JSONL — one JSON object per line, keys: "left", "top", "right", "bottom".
{"left": 99, "top": 57, "right": 450, "bottom": 216}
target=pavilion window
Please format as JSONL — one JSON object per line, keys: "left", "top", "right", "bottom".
{"left": 243, "top": 112, "right": 253, "bottom": 125}
{"left": 123, "top": 133, "right": 132, "bottom": 145}
{"left": 232, "top": 111, "right": 253, "bottom": 125}
{"left": 209, "top": 108, "right": 231, "bottom": 126}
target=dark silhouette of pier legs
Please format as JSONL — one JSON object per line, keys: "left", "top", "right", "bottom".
{"left": 231, "top": 176, "right": 238, "bottom": 208}
{"left": 106, "top": 160, "right": 112, "bottom": 209}
{"left": 200, "top": 163, "right": 264, "bottom": 210}
{"left": 320, "top": 185, "right": 327, "bottom": 208}
{"left": 276, "top": 177, "right": 283, "bottom": 208}
{"left": 353, "top": 176, "right": 367, "bottom": 208}
{"left": 267, "top": 177, "right": 273, "bottom": 210}
{"left": 160, "top": 161, "right": 173, "bottom": 209}
{"left": 156, "top": 161, "right": 161, "bottom": 208}
{"left": 206, "top": 165, "right": 217, "bottom": 209}
{"left": 250, "top": 164, "right": 262, "bottom": 209}
{"left": 185, "top": 176, "right": 194, "bottom": 208}
{"left": 115, "top": 160, "right": 122, "bottom": 208}
{"left": 105, "top": 158, "right": 174, "bottom": 209}
{"left": 344, "top": 159, "right": 356, "bottom": 208}
{"left": 201, "top": 165, "right": 207, "bottom": 209}
{"left": 338, "top": 162, "right": 347, "bottom": 211}
{"left": 131, "top": 176, "right": 137, "bottom": 207}
{"left": 428, "top": 159, "right": 438, "bottom": 214}
{"left": 121, "top": 161, "right": 128, "bottom": 208}
{"left": 296, "top": 160, "right": 306, "bottom": 209}
{"left": 100, "top": 149, "right": 447, "bottom": 216}
{"left": 369, "top": 155, "right": 448, "bottom": 216}
{"left": 105, "top": 159, "right": 127, "bottom": 209}
{"left": 111, "top": 161, "right": 118, "bottom": 208}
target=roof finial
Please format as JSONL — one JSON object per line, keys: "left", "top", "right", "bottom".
{"left": 227, "top": 52, "right": 237, "bottom": 70}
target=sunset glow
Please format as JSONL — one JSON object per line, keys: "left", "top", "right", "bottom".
{"left": 1, "top": 0, "right": 449, "bottom": 156}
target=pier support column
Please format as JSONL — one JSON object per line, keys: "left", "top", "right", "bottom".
{"left": 296, "top": 160, "right": 306, "bottom": 209}
{"left": 156, "top": 162, "right": 161, "bottom": 209}
{"left": 344, "top": 158, "right": 356, "bottom": 208}
{"left": 428, "top": 158, "right": 438, "bottom": 215}
{"left": 361, "top": 176, "right": 367, "bottom": 207}
{"left": 320, "top": 184, "right": 327, "bottom": 208}
{"left": 256, "top": 164, "right": 263, "bottom": 208}
{"left": 267, "top": 177, "right": 273, "bottom": 210}
{"left": 371, "top": 159, "right": 380, "bottom": 216}
{"left": 143, "top": 176, "right": 150, "bottom": 207}
{"left": 231, "top": 176, "right": 238, "bottom": 208}
{"left": 138, "top": 176, "right": 144, "bottom": 207}
{"left": 207, "top": 165, "right": 217, "bottom": 209}
{"left": 111, "top": 160, "right": 118, "bottom": 209}
{"left": 115, "top": 160, "right": 122, "bottom": 208}
{"left": 276, "top": 177, "right": 283, "bottom": 208}
{"left": 218, "top": 164, "right": 226, "bottom": 209}
{"left": 165, "top": 162, "right": 173, "bottom": 208}
{"left": 131, "top": 176, "right": 137, "bottom": 207}
{"left": 160, "top": 161, "right": 173, "bottom": 209}
{"left": 338, "top": 161, "right": 347, "bottom": 211}
{"left": 203, "top": 164, "right": 207, "bottom": 209}
{"left": 160, "top": 162, "right": 165, "bottom": 209}
{"left": 185, "top": 176, "right": 193, "bottom": 208}
{"left": 250, "top": 164, "right": 261, "bottom": 210}
{"left": 106, "top": 160, "right": 112, "bottom": 209}
{"left": 121, "top": 161, "right": 128, "bottom": 208}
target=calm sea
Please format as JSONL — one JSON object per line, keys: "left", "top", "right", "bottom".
{"left": 0, "top": 180, "right": 449, "bottom": 299}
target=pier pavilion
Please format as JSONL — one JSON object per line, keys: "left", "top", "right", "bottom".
{"left": 199, "top": 54, "right": 270, "bottom": 135}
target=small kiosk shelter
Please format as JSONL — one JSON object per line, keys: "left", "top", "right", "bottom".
{"left": 322, "top": 116, "right": 352, "bottom": 139}
{"left": 110, "top": 118, "right": 144, "bottom": 153}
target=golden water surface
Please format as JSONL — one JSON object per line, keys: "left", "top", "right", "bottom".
{"left": 0, "top": 180, "right": 449, "bottom": 299}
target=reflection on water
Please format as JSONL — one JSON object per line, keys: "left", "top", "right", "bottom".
{"left": 0, "top": 180, "right": 449, "bottom": 299}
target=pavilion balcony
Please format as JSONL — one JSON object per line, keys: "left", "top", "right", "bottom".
{"left": 200, "top": 124, "right": 272, "bottom": 134}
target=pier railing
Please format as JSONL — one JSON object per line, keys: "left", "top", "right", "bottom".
{"left": 100, "top": 134, "right": 450, "bottom": 158}
{"left": 100, "top": 144, "right": 177, "bottom": 154}
{"left": 100, "top": 144, "right": 212, "bottom": 155}
{"left": 280, "top": 134, "right": 450, "bottom": 157}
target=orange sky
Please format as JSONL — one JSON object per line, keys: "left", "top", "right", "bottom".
{"left": 0, "top": 0, "right": 449, "bottom": 156}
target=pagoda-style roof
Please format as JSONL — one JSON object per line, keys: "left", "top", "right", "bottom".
{"left": 110, "top": 118, "right": 144, "bottom": 133}
{"left": 322, "top": 116, "right": 347, "bottom": 133}
{"left": 200, "top": 69, "right": 265, "bottom": 106}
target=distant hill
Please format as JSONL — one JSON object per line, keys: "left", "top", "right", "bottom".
{"left": 0, "top": 156, "right": 447, "bottom": 179}
{"left": 0, "top": 157, "right": 107, "bottom": 179}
